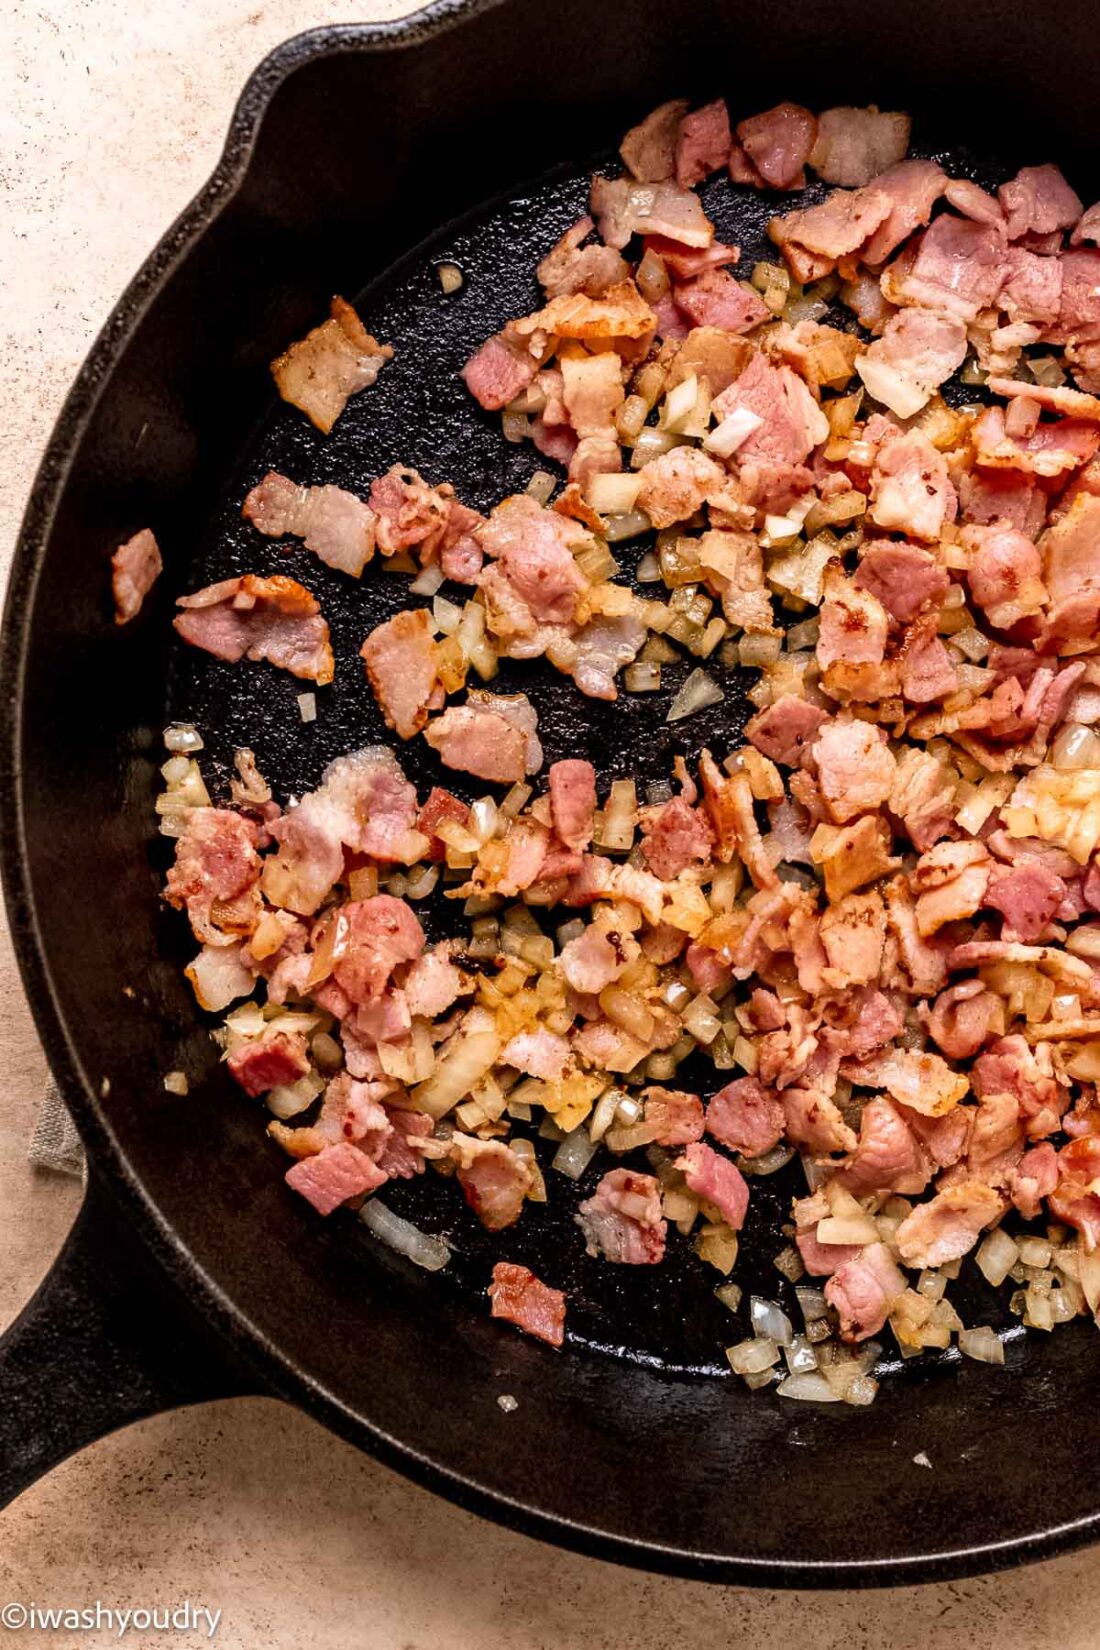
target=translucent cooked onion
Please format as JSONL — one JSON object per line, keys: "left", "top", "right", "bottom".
{"left": 976, "top": 1228, "right": 1019, "bottom": 1287}
{"left": 738, "top": 1143, "right": 795, "bottom": 1176}
{"left": 604, "top": 508, "right": 652, "bottom": 543}
{"left": 737, "top": 632, "right": 783, "bottom": 668}
{"left": 526, "top": 469, "right": 556, "bottom": 505}
{"left": 958, "top": 1326, "right": 1006, "bottom": 1365}
{"left": 624, "top": 661, "right": 661, "bottom": 692}
{"left": 552, "top": 1125, "right": 600, "bottom": 1180}
{"left": 436, "top": 262, "right": 464, "bottom": 294}
{"left": 586, "top": 471, "right": 644, "bottom": 515}
{"left": 360, "top": 1199, "right": 451, "bottom": 1271}
{"left": 776, "top": 1371, "right": 841, "bottom": 1403}
{"left": 631, "top": 428, "right": 683, "bottom": 469}
{"left": 750, "top": 1296, "right": 794, "bottom": 1347}
{"left": 1051, "top": 722, "right": 1100, "bottom": 771}
{"left": 433, "top": 593, "right": 463, "bottom": 635}
{"left": 704, "top": 406, "right": 763, "bottom": 457}
{"left": 635, "top": 550, "right": 661, "bottom": 582}
{"left": 726, "top": 1336, "right": 779, "bottom": 1376}
{"left": 164, "top": 722, "right": 204, "bottom": 753}
{"left": 410, "top": 564, "right": 445, "bottom": 597}
{"left": 666, "top": 667, "right": 722, "bottom": 722}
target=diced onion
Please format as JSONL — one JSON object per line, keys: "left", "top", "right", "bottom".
{"left": 163, "top": 1070, "right": 189, "bottom": 1095}
{"left": 666, "top": 667, "right": 722, "bottom": 723}
{"left": 749, "top": 1296, "right": 793, "bottom": 1347}
{"left": 604, "top": 509, "right": 652, "bottom": 543}
{"left": 433, "top": 593, "right": 463, "bottom": 635}
{"left": 164, "top": 723, "right": 203, "bottom": 753}
{"left": 586, "top": 471, "right": 644, "bottom": 515}
{"left": 737, "top": 633, "right": 782, "bottom": 668}
{"left": 410, "top": 564, "right": 445, "bottom": 596}
{"left": 631, "top": 428, "right": 683, "bottom": 469}
{"left": 958, "top": 1326, "right": 1005, "bottom": 1365}
{"left": 297, "top": 693, "right": 317, "bottom": 723}
{"left": 436, "top": 262, "right": 464, "bottom": 294}
{"left": 526, "top": 469, "right": 556, "bottom": 504}
{"left": 360, "top": 1199, "right": 451, "bottom": 1271}
{"left": 1051, "top": 722, "right": 1100, "bottom": 771}
{"left": 704, "top": 407, "right": 763, "bottom": 457}
{"left": 624, "top": 662, "right": 661, "bottom": 692}
{"left": 726, "top": 1336, "right": 779, "bottom": 1376}
{"left": 776, "top": 1371, "right": 841, "bottom": 1403}
{"left": 976, "top": 1228, "right": 1019, "bottom": 1288}
{"left": 552, "top": 1126, "right": 600, "bottom": 1180}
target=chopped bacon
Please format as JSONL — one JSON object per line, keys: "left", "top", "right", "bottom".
{"left": 925, "top": 980, "right": 1004, "bottom": 1060}
{"left": 987, "top": 860, "right": 1066, "bottom": 941}
{"left": 462, "top": 332, "right": 539, "bottom": 410}
{"left": 425, "top": 692, "right": 542, "bottom": 784}
{"left": 706, "top": 1075, "right": 785, "bottom": 1157}
{"left": 676, "top": 1141, "right": 749, "bottom": 1229}
{"left": 331, "top": 895, "right": 425, "bottom": 1005}
{"left": 576, "top": 1168, "right": 667, "bottom": 1263}
{"left": 895, "top": 1181, "right": 1004, "bottom": 1268}
{"left": 868, "top": 428, "right": 956, "bottom": 542}
{"left": 284, "top": 1141, "right": 386, "bottom": 1214}
{"left": 809, "top": 106, "right": 910, "bottom": 186}
{"left": 713, "top": 352, "right": 829, "bottom": 467}
{"left": 972, "top": 405, "right": 1100, "bottom": 479}
{"left": 640, "top": 795, "right": 713, "bottom": 879}
{"left": 999, "top": 247, "right": 1063, "bottom": 326}
{"left": 489, "top": 1262, "right": 566, "bottom": 1347}
{"left": 782, "top": 1087, "right": 857, "bottom": 1155}
{"left": 960, "top": 521, "right": 1048, "bottom": 630}
{"left": 403, "top": 944, "right": 466, "bottom": 1020}
{"left": 673, "top": 270, "right": 769, "bottom": 334}
{"left": 111, "top": 528, "right": 162, "bottom": 624}
{"left": 561, "top": 352, "right": 626, "bottom": 486}
{"left": 1046, "top": 248, "right": 1100, "bottom": 344}
{"left": 1008, "top": 1141, "right": 1060, "bottom": 1219}
{"left": 699, "top": 751, "right": 778, "bottom": 888}
{"left": 675, "top": 99, "right": 731, "bottom": 189}
{"left": 853, "top": 542, "right": 949, "bottom": 624}
{"left": 643, "top": 1086, "right": 705, "bottom": 1146}
{"left": 174, "top": 575, "right": 334, "bottom": 684}
{"left": 769, "top": 186, "right": 893, "bottom": 269}
{"left": 242, "top": 472, "right": 375, "bottom": 577}
{"left": 644, "top": 238, "right": 741, "bottom": 280}
{"left": 812, "top": 718, "right": 896, "bottom": 824}
{"left": 888, "top": 214, "right": 1008, "bottom": 322}
{"left": 856, "top": 307, "right": 967, "bottom": 417}
{"left": 998, "top": 165, "right": 1083, "bottom": 241}
{"left": 825, "top": 1243, "right": 906, "bottom": 1342}
{"left": 987, "top": 375, "right": 1100, "bottom": 423}
{"left": 736, "top": 102, "right": 817, "bottom": 190}
{"left": 501, "top": 1027, "right": 571, "bottom": 1082}
{"left": 229, "top": 1031, "right": 309, "bottom": 1097}
{"left": 746, "top": 696, "right": 828, "bottom": 768}
{"left": 817, "top": 565, "right": 889, "bottom": 672}
{"left": 840, "top": 1097, "right": 930, "bottom": 1196}
{"left": 479, "top": 494, "right": 588, "bottom": 625}
{"left": 635, "top": 445, "right": 729, "bottom": 528}
{"left": 559, "top": 923, "right": 634, "bottom": 994}
{"left": 590, "top": 178, "right": 715, "bottom": 252}
{"left": 270, "top": 296, "right": 392, "bottom": 434}
{"left": 451, "top": 1135, "right": 533, "bottom": 1231}
{"left": 945, "top": 175, "right": 1004, "bottom": 226}
{"left": 360, "top": 609, "right": 442, "bottom": 740}
{"left": 1040, "top": 492, "right": 1100, "bottom": 647}
{"left": 537, "top": 216, "right": 630, "bottom": 298}
{"left": 549, "top": 759, "right": 597, "bottom": 851}
{"left": 570, "top": 613, "right": 647, "bottom": 701}
{"left": 166, "top": 807, "right": 261, "bottom": 945}
{"left": 620, "top": 98, "right": 690, "bottom": 182}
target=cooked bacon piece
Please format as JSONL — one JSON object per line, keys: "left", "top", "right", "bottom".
{"left": 635, "top": 445, "right": 728, "bottom": 528}
{"left": 883, "top": 873, "right": 950, "bottom": 995}
{"left": 673, "top": 269, "right": 769, "bottom": 334}
{"left": 856, "top": 308, "right": 967, "bottom": 418}
{"left": 987, "top": 860, "right": 1065, "bottom": 941}
{"left": 675, "top": 99, "right": 731, "bottom": 189}
{"left": 697, "top": 527, "right": 774, "bottom": 630}
{"left": 888, "top": 747, "right": 957, "bottom": 853}
{"left": 537, "top": 215, "right": 629, "bottom": 298}
{"left": 1046, "top": 248, "right": 1100, "bottom": 344}
{"left": 676, "top": 1141, "right": 749, "bottom": 1229}
{"left": 825, "top": 1243, "right": 906, "bottom": 1342}
{"left": 728, "top": 142, "right": 767, "bottom": 189}
{"left": 853, "top": 542, "right": 949, "bottom": 625}
{"left": 1072, "top": 203, "right": 1100, "bottom": 247}
{"left": 869, "top": 429, "right": 955, "bottom": 542}
{"left": 560, "top": 351, "right": 626, "bottom": 486}
{"left": 360, "top": 609, "right": 442, "bottom": 740}
{"left": 782, "top": 1088, "right": 857, "bottom": 1155}
{"left": 998, "top": 247, "right": 1064, "bottom": 326}
{"left": 900, "top": 616, "right": 957, "bottom": 706}
{"left": 809, "top": 106, "right": 910, "bottom": 186}
{"left": 500, "top": 1027, "right": 571, "bottom": 1083}
{"left": 463, "top": 332, "right": 540, "bottom": 410}
{"left": 895, "top": 1181, "right": 1004, "bottom": 1268}
{"left": 888, "top": 214, "right": 1008, "bottom": 322}
{"left": 229, "top": 1030, "right": 309, "bottom": 1097}
{"left": 174, "top": 575, "right": 334, "bottom": 684}
{"left": 549, "top": 759, "right": 597, "bottom": 852}
{"left": 570, "top": 613, "right": 647, "bottom": 701}
{"left": 769, "top": 186, "right": 893, "bottom": 267}
{"left": 840, "top": 1098, "right": 930, "bottom": 1196}
{"left": 1050, "top": 1138, "right": 1100, "bottom": 1248}
{"left": 425, "top": 692, "right": 542, "bottom": 784}
{"left": 812, "top": 718, "right": 896, "bottom": 824}
{"left": 820, "top": 888, "right": 887, "bottom": 986}
{"left": 1008, "top": 1141, "right": 1059, "bottom": 1219}
{"left": 270, "top": 296, "right": 392, "bottom": 434}
{"left": 166, "top": 807, "right": 261, "bottom": 945}
{"left": 817, "top": 566, "right": 889, "bottom": 671}
{"left": 590, "top": 177, "right": 715, "bottom": 251}
{"left": 925, "top": 980, "right": 1004, "bottom": 1060}
{"left": 242, "top": 472, "right": 375, "bottom": 578}
{"left": 368, "top": 465, "right": 455, "bottom": 557}
{"left": 972, "top": 1035, "right": 1064, "bottom": 1137}
{"left": 645, "top": 238, "right": 741, "bottom": 280}
{"left": 479, "top": 494, "right": 587, "bottom": 625}
{"left": 489, "top": 1262, "right": 566, "bottom": 1347}
{"left": 705, "top": 1075, "right": 781, "bottom": 1155}
{"left": 988, "top": 375, "right": 1100, "bottom": 422}
{"left": 836, "top": 986, "right": 905, "bottom": 1059}
{"left": 576, "top": 1168, "right": 667, "bottom": 1263}
{"left": 559, "top": 923, "right": 634, "bottom": 994}
{"left": 451, "top": 1135, "right": 533, "bottom": 1231}
{"left": 111, "top": 528, "right": 162, "bottom": 624}
{"left": 846, "top": 1044, "right": 968, "bottom": 1117}
{"left": 965, "top": 1089, "right": 1025, "bottom": 1183}
{"left": 912, "top": 840, "right": 991, "bottom": 936}
{"left": 960, "top": 521, "right": 1048, "bottom": 630}
{"left": 796, "top": 1223, "right": 861, "bottom": 1278}
{"left": 1040, "top": 493, "right": 1100, "bottom": 646}
{"left": 514, "top": 282, "right": 660, "bottom": 348}
{"left": 736, "top": 102, "right": 817, "bottom": 190}
{"left": 746, "top": 696, "right": 828, "bottom": 768}
{"left": 331, "top": 895, "right": 425, "bottom": 1006}
{"left": 998, "top": 165, "right": 1083, "bottom": 241}
{"left": 943, "top": 175, "right": 1004, "bottom": 227}
{"left": 376, "top": 1110, "right": 435, "bottom": 1180}
{"left": 972, "top": 405, "right": 1100, "bottom": 479}
{"left": 699, "top": 751, "right": 778, "bottom": 888}
{"left": 620, "top": 98, "right": 690, "bottom": 182}
{"left": 643, "top": 1086, "right": 705, "bottom": 1146}
{"left": 958, "top": 467, "right": 1046, "bottom": 538}
{"left": 403, "top": 944, "right": 466, "bottom": 1020}
{"left": 284, "top": 1140, "right": 386, "bottom": 1215}
{"left": 640, "top": 795, "right": 713, "bottom": 879}
{"left": 713, "top": 352, "right": 829, "bottom": 467}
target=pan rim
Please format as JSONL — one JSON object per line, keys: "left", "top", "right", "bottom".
{"left": 3, "top": 1, "right": 1100, "bottom": 1586}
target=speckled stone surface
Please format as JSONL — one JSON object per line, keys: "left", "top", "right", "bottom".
{"left": 3, "top": 3, "right": 1100, "bottom": 1644}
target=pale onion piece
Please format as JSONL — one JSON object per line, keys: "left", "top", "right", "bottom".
{"left": 1078, "top": 1242, "right": 1100, "bottom": 1313}
{"left": 311, "top": 1031, "right": 343, "bottom": 1072}
{"left": 469, "top": 796, "right": 500, "bottom": 844}
{"left": 776, "top": 1371, "right": 842, "bottom": 1403}
{"left": 624, "top": 661, "right": 661, "bottom": 692}
{"left": 164, "top": 722, "right": 204, "bottom": 753}
{"left": 783, "top": 1333, "right": 818, "bottom": 1374}
{"left": 1003, "top": 766, "right": 1100, "bottom": 864}
{"left": 662, "top": 372, "right": 700, "bottom": 432}
{"left": 1067, "top": 924, "right": 1100, "bottom": 960}
{"left": 666, "top": 667, "right": 722, "bottom": 723}
{"left": 588, "top": 1087, "right": 625, "bottom": 1143}
{"left": 266, "top": 1070, "right": 324, "bottom": 1119}
{"left": 952, "top": 625, "right": 991, "bottom": 663}
{"left": 763, "top": 496, "right": 815, "bottom": 545}
{"left": 405, "top": 863, "right": 440, "bottom": 901}
{"left": 739, "top": 1144, "right": 795, "bottom": 1177}
{"left": 502, "top": 409, "right": 530, "bottom": 443}
{"left": 1051, "top": 722, "right": 1100, "bottom": 771}
{"left": 749, "top": 1296, "right": 794, "bottom": 1348}
{"left": 976, "top": 1228, "right": 1019, "bottom": 1288}
{"left": 551, "top": 1125, "right": 600, "bottom": 1181}
{"left": 185, "top": 944, "right": 255, "bottom": 1012}
{"left": 955, "top": 773, "right": 1014, "bottom": 837}
{"left": 1028, "top": 355, "right": 1067, "bottom": 388}
{"left": 436, "top": 261, "right": 464, "bottom": 294}
{"left": 630, "top": 428, "right": 685, "bottom": 469}
{"left": 704, "top": 406, "right": 764, "bottom": 458}
{"left": 715, "top": 1281, "right": 743, "bottom": 1314}
{"left": 360, "top": 1199, "right": 451, "bottom": 1271}
{"left": 795, "top": 1285, "right": 828, "bottom": 1323}
{"left": 412, "top": 1006, "right": 501, "bottom": 1120}
{"left": 683, "top": 992, "right": 721, "bottom": 1045}
{"left": 786, "top": 616, "right": 819, "bottom": 652}
{"left": 726, "top": 1336, "right": 780, "bottom": 1376}
{"left": 297, "top": 692, "right": 317, "bottom": 723}
{"left": 604, "top": 509, "right": 652, "bottom": 543}
{"left": 817, "top": 1212, "right": 879, "bottom": 1247}
{"left": 738, "top": 632, "right": 783, "bottom": 668}
{"left": 767, "top": 535, "right": 835, "bottom": 607}
{"left": 433, "top": 593, "right": 463, "bottom": 635}
{"left": 584, "top": 471, "right": 644, "bottom": 516}
{"left": 163, "top": 1070, "right": 189, "bottom": 1096}
{"left": 856, "top": 354, "right": 932, "bottom": 418}
{"left": 526, "top": 469, "right": 556, "bottom": 505}
{"left": 696, "top": 1222, "right": 739, "bottom": 1273}
{"left": 410, "top": 563, "right": 445, "bottom": 597}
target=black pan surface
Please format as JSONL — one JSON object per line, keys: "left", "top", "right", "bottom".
{"left": 8, "top": 0, "right": 1100, "bottom": 1586}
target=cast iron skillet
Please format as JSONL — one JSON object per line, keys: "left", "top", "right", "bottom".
{"left": 3, "top": 0, "right": 1100, "bottom": 1587}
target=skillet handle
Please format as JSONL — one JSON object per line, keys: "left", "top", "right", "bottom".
{"left": 0, "top": 1167, "right": 258, "bottom": 1510}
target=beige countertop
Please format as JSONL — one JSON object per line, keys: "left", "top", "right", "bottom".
{"left": 1, "top": 4, "right": 1098, "bottom": 1644}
